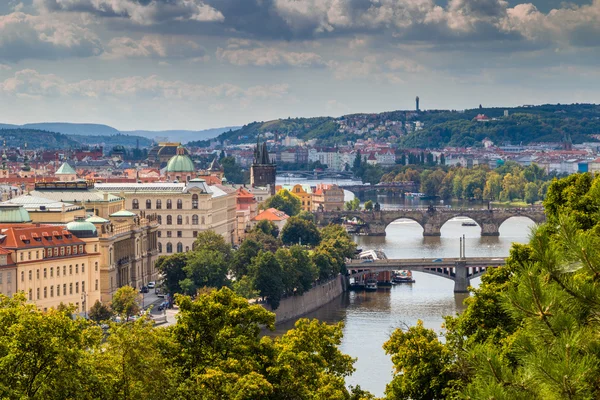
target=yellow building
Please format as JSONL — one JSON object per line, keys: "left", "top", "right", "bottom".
{"left": 0, "top": 204, "right": 102, "bottom": 314}
{"left": 95, "top": 179, "right": 236, "bottom": 254}
{"left": 289, "top": 184, "right": 313, "bottom": 212}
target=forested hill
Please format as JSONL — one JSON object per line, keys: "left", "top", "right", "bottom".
{"left": 188, "top": 103, "right": 600, "bottom": 148}
{"left": 0, "top": 129, "right": 80, "bottom": 149}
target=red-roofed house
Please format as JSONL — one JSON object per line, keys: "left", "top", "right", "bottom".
{"left": 251, "top": 207, "right": 289, "bottom": 230}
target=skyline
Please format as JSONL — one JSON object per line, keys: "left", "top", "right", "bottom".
{"left": 1, "top": 0, "right": 599, "bottom": 131}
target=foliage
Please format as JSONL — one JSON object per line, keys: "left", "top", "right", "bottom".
{"left": 264, "top": 189, "right": 302, "bottom": 217}
{"left": 345, "top": 197, "right": 361, "bottom": 211}
{"left": 0, "top": 128, "right": 80, "bottom": 150}
{"left": 253, "top": 219, "right": 280, "bottom": 238}
{"left": 280, "top": 216, "right": 321, "bottom": 246}
{"left": 296, "top": 210, "right": 316, "bottom": 222}
{"left": 220, "top": 156, "right": 248, "bottom": 184}
{"left": 250, "top": 251, "right": 284, "bottom": 309}
{"left": 111, "top": 286, "right": 141, "bottom": 321}
{"left": 364, "top": 200, "right": 374, "bottom": 211}
{"left": 231, "top": 237, "right": 263, "bottom": 277}
{"left": 88, "top": 300, "right": 113, "bottom": 322}
{"left": 156, "top": 253, "right": 188, "bottom": 295}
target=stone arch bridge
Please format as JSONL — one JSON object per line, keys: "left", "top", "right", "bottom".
{"left": 315, "top": 207, "right": 546, "bottom": 236}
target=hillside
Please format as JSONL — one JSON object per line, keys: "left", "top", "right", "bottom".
{"left": 69, "top": 134, "right": 153, "bottom": 148}
{"left": 0, "top": 129, "right": 80, "bottom": 149}
{"left": 21, "top": 122, "right": 120, "bottom": 136}
{"left": 125, "top": 127, "right": 239, "bottom": 143}
{"left": 190, "top": 103, "right": 600, "bottom": 148}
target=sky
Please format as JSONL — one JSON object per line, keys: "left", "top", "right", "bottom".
{"left": 0, "top": 0, "right": 599, "bottom": 131}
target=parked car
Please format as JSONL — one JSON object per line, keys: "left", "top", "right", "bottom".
{"left": 147, "top": 281, "right": 156, "bottom": 289}
{"left": 155, "top": 287, "right": 165, "bottom": 298}
{"left": 140, "top": 286, "right": 149, "bottom": 293}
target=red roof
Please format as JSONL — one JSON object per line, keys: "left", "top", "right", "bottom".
{"left": 252, "top": 208, "right": 289, "bottom": 222}
{"left": 0, "top": 224, "right": 85, "bottom": 249}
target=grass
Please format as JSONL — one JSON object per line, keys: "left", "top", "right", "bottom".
{"left": 490, "top": 200, "right": 541, "bottom": 207}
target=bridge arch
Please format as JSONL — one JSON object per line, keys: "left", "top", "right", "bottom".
{"left": 497, "top": 215, "right": 540, "bottom": 232}
{"left": 383, "top": 217, "right": 425, "bottom": 234}
{"left": 438, "top": 215, "right": 482, "bottom": 235}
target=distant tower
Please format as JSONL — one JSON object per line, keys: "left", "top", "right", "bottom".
{"left": 416, "top": 96, "right": 420, "bottom": 112}
{"left": 250, "top": 137, "right": 276, "bottom": 195}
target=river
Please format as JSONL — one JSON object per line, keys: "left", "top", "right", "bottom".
{"left": 270, "top": 212, "right": 535, "bottom": 396}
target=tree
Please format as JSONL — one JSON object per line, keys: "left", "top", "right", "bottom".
{"left": 193, "top": 230, "right": 232, "bottom": 260}
{"left": 524, "top": 181, "right": 539, "bottom": 204}
{"left": 345, "top": 197, "right": 360, "bottom": 211}
{"left": 280, "top": 216, "right": 321, "bottom": 246}
{"left": 252, "top": 219, "right": 279, "bottom": 238}
{"left": 89, "top": 300, "right": 113, "bottom": 322}
{"left": 384, "top": 320, "right": 455, "bottom": 400}
{"left": 250, "top": 251, "right": 284, "bottom": 309}
{"left": 220, "top": 156, "right": 246, "bottom": 184}
{"left": 483, "top": 171, "right": 503, "bottom": 200}
{"left": 296, "top": 210, "right": 316, "bottom": 222}
{"left": 156, "top": 253, "right": 188, "bottom": 295}
{"left": 183, "top": 249, "right": 229, "bottom": 292}
{"left": 264, "top": 189, "right": 301, "bottom": 217}
{"left": 231, "top": 237, "right": 263, "bottom": 277}
{"left": 232, "top": 275, "right": 259, "bottom": 299}
{"left": 111, "top": 286, "right": 141, "bottom": 321}
{"left": 290, "top": 245, "right": 317, "bottom": 294}
{"left": 364, "top": 200, "right": 374, "bottom": 211}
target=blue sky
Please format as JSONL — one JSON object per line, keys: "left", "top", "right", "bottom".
{"left": 0, "top": 0, "right": 598, "bottom": 131}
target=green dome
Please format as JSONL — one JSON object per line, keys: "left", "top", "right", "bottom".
{"left": 66, "top": 219, "right": 97, "bottom": 238}
{"left": 0, "top": 204, "right": 32, "bottom": 223}
{"left": 166, "top": 153, "right": 195, "bottom": 173}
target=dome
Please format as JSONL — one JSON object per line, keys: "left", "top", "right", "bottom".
{"left": 66, "top": 218, "right": 98, "bottom": 238}
{"left": 0, "top": 204, "right": 32, "bottom": 223}
{"left": 166, "top": 147, "right": 195, "bottom": 173}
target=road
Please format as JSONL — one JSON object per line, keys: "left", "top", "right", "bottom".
{"left": 139, "top": 290, "right": 179, "bottom": 326}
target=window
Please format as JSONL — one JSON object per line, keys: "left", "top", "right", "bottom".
{"left": 166, "top": 199, "right": 172, "bottom": 209}
{"left": 166, "top": 231, "right": 172, "bottom": 238}
{"left": 82, "top": 264, "right": 85, "bottom": 273}
{"left": 63, "top": 284, "right": 66, "bottom": 296}
{"left": 193, "top": 231, "right": 198, "bottom": 238}
{"left": 76, "top": 282, "right": 79, "bottom": 294}
{"left": 177, "top": 215, "right": 182, "bottom": 225}
{"left": 54, "top": 248, "right": 58, "bottom": 256}
{"left": 44, "top": 268, "right": 47, "bottom": 278}
{"left": 67, "top": 246, "right": 71, "bottom": 255}
{"left": 21, "top": 271, "right": 24, "bottom": 282}
{"left": 94, "top": 245, "right": 97, "bottom": 252}
{"left": 69, "top": 283, "right": 73, "bottom": 294}
{"left": 20, "top": 253, "right": 23, "bottom": 261}
{"left": 132, "top": 199, "right": 139, "bottom": 209}
{"left": 73, "top": 246, "right": 78, "bottom": 254}
{"left": 79, "top": 245, "right": 84, "bottom": 253}
{"left": 47, "top": 248, "right": 52, "bottom": 257}
{"left": 28, "top": 251, "right": 31, "bottom": 260}
{"left": 28, "top": 270, "right": 32, "bottom": 280}
{"left": 56, "top": 286, "right": 59, "bottom": 297}
{"left": 157, "top": 215, "right": 162, "bottom": 224}
{"left": 28, "top": 289, "right": 32, "bottom": 300}
{"left": 36, "top": 269, "right": 40, "bottom": 279}
{"left": 50, "top": 267, "right": 53, "bottom": 277}
{"left": 95, "top": 262, "right": 98, "bottom": 272}
{"left": 63, "top": 266, "right": 66, "bottom": 275}
{"left": 69, "top": 265, "right": 72, "bottom": 275}
{"left": 157, "top": 231, "right": 162, "bottom": 238}
{"left": 177, "top": 242, "right": 183, "bottom": 253}
{"left": 6, "top": 272, "right": 10, "bottom": 284}
{"left": 201, "top": 216, "right": 205, "bottom": 225}
{"left": 166, "top": 243, "right": 173, "bottom": 253}
{"left": 192, "top": 215, "right": 199, "bottom": 225}
{"left": 192, "top": 194, "right": 198, "bottom": 209}
{"left": 36, "top": 250, "right": 39, "bottom": 259}
{"left": 56, "top": 267, "right": 59, "bottom": 277}
{"left": 166, "top": 215, "right": 172, "bottom": 225}
{"left": 76, "top": 264, "right": 79, "bottom": 274}
{"left": 44, "top": 287, "right": 47, "bottom": 298}
{"left": 177, "top": 231, "right": 182, "bottom": 238}
{"left": 156, "top": 199, "right": 162, "bottom": 209}
{"left": 146, "top": 199, "right": 152, "bottom": 209}
{"left": 37, "top": 288, "right": 40, "bottom": 300}
{"left": 158, "top": 242, "right": 162, "bottom": 253}
{"left": 50, "top": 286, "right": 54, "bottom": 297}
{"left": 82, "top": 281, "right": 85, "bottom": 292}
{"left": 60, "top": 247, "right": 65, "bottom": 256}
{"left": 177, "top": 199, "right": 183, "bottom": 209}
{"left": 186, "top": 246, "right": 189, "bottom": 252}
{"left": 95, "top": 279, "right": 98, "bottom": 291}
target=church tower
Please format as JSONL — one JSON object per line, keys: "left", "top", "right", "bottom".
{"left": 250, "top": 137, "right": 276, "bottom": 195}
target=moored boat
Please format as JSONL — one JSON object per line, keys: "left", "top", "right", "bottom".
{"left": 392, "top": 270, "right": 415, "bottom": 283}
{"left": 365, "top": 278, "right": 378, "bottom": 291}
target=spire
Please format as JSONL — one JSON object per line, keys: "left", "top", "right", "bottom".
{"left": 261, "top": 142, "right": 270, "bottom": 164}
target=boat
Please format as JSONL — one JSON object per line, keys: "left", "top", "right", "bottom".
{"left": 392, "top": 270, "right": 415, "bottom": 284}
{"left": 365, "top": 278, "right": 378, "bottom": 291}
{"left": 462, "top": 222, "right": 477, "bottom": 227}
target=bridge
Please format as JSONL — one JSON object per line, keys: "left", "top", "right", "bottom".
{"left": 346, "top": 256, "right": 506, "bottom": 293}
{"left": 277, "top": 170, "right": 355, "bottom": 180}
{"left": 338, "top": 182, "right": 419, "bottom": 193}
{"left": 315, "top": 207, "right": 546, "bottom": 237}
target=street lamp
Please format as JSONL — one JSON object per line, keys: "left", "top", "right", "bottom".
{"left": 81, "top": 291, "right": 87, "bottom": 319}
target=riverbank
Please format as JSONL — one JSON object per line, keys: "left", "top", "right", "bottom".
{"left": 262, "top": 275, "right": 346, "bottom": 324}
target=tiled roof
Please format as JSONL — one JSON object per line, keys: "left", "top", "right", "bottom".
{"left": 252, "top": 208, "right": 289, "bottom": 222}
{"left": 0, "top": 224, "right": 84, "bottom": 249}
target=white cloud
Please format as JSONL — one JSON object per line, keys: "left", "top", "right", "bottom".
{"left": 0, "top": 12, "right": 103, "bottom": 62}
{"left": 385, "top": 58, "right": 425, "bottom": 73}
{"left": 35, "top": 0, "right": 224, "bottom": 25}
{"left": 328, "top": 56, "right": 380, "bottom": 80}
{"left": 0, "top": 64, "right": 12, "bottom": 71}
{"left": 217, "top": 45, "right": 324, "bottom": 67}
{"left": 106, "top": 35, "right": 205, "bottom": 59}
{"left": 0, "top": 69, "right": 290, "bottom": 101}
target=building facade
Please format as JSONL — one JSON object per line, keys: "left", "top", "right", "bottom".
{"left": 250, "top": 140, "right": 276, "bottom": 195}
{"left": 312, "top": 184, "right": 345, "bottom": 211}
{"left": 95, "top": 179, "right": 237, "bottom": 254}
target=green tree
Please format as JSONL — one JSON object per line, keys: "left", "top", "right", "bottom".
{"left": 264, "top": 189, "right": 302, "bottom": 216}
{"left": 88, "top": 299, "right": 113, "bottom": 323}
{"left": 111, "top": 286, "right": 141, "bottom": 321}
{"left": 483, "top": 171, "right": 503, "bottom": 200}
{"left": 252, "top": 219, "right": 279, "bottom": 238}
{"left": 524, "top": 181, "right": 539, "bottom": 204}
{"left": 384, "top": 320, "right": 455, "bottom": 400}
{"left": 232, "top": 275, "right": 259, "bottom": 299}
{"left": 280, "top": 216, "right": 321, "bottom": 246}
{"left": 296, "top": 210, "right": 316, "bottom": 222}
{"left": 231, "top": 237, "right": 263, "bottom": 277}
{"left": 364, "top": 200, "right": 374, "bottom": 211}
{"left": 250, "top": 251, "right": 284, "bottom": 309}
{"left": 156, "top": 253, "right": 188, "bottom": 295}
{"left": 193, "top": 230, "right": 232, "bottom": 260}
{"left": 345, "top": 197, "right": 361, "bottom": 211}
{"left": 220, "top": 156, "right": 247, "bottom": 183}
{"left": 183, "top": 248, "right": 229, "bottom": 292}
